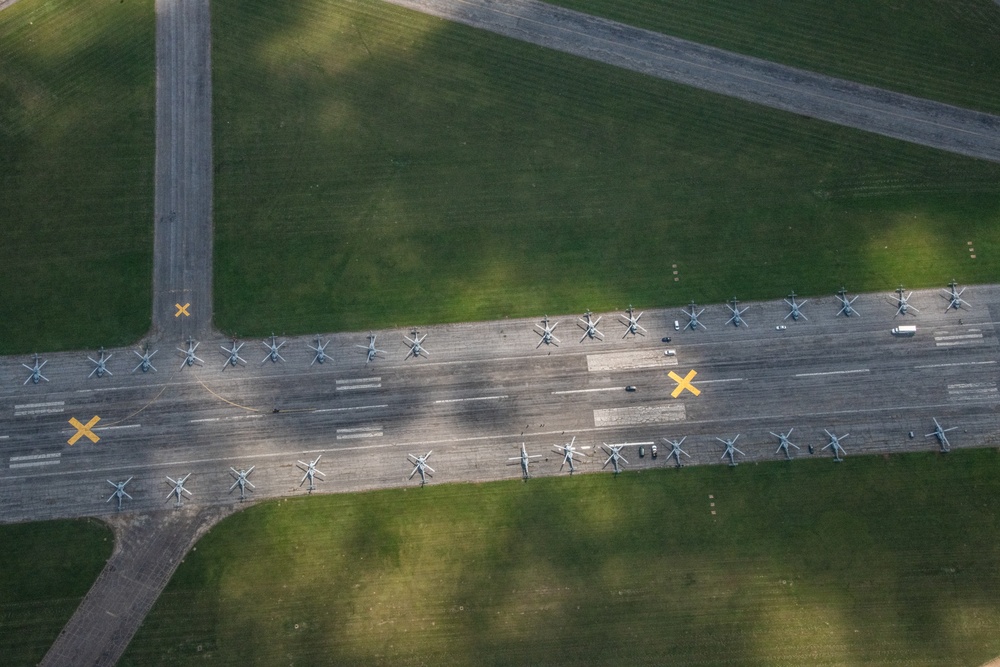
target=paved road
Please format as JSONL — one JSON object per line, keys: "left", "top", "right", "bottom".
{"left": 2, "top": 286, "right": 998, "bottom": 525}
{"left": 151, "top": 0, "right": 214, "bottom": 340}
{"left": 39, "top": 506, "right": 233, "bottom": 667}
{"left": 384, "top": 0, "right": 1000, "bottom": 163}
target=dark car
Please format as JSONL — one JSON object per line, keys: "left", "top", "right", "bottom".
{"left": 661, "top": 336, "right": 671, "bottom": 343}
{"left": 625, "top": 385, "right": 637, "bottom": 392}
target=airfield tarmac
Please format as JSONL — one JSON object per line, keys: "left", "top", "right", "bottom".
{"left": 2, "top": 287, "right": 998, "bottom": 525}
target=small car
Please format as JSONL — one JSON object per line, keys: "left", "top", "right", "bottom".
{"left": 776, "top": 325, "right": 787, "bottom": 331}
{"left": 625, "top": 385, "right": 637, "bottom": 392}
{"left": 638, "top": 446, "right": 645, "bottom": 458}
{"left": 664, "top": 349, "right": 676, "bottom": 356}
{"left": 651, "top": 444, "right": 658, "bottom": 459}
{"left": 661, "top": 336, "right": 671, "bottom": 343}
{"left": 673, "top": 320, "right": 680, "bottom": 331}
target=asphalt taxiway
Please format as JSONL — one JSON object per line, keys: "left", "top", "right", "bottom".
{"left": 3, "top": 286, "right": 998, "bottom": 526}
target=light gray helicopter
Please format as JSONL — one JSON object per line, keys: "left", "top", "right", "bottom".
{"left": 22, "top": 354, "right": 48, "bottom": 385}
{"left": 554, "top": 436, "right": 586, "bottom": 473}
{"left": 177, "top": 337, "right": 204, "bottom": 369}
{"left": 229, "top": 466, "right": 255, "bottom": 501}
{"left": 88, "top": 347, "right": 113, "bottom": 378}
{"left": 836, "top": 288, "right": 860, "bottom": 317}
{"left": 784, "top": 292, "right": 808, "bottom": 321}
{"left": 297, "top": 456, "right": 325, "bottom": 492}
{"left": 664, "top": 437, "right": 690, "bottom": 467}
{"left": 535, "top": 316, "right": 560, "bottom": 348}
{"left": 893, "top": 285, "right": 919, "bottom": 317}
{"left": 106, "top": 478, "right": 133, "bottom": 511}
{"left": 357, "top": 332, "right": 385, "bottom": 364}
{"left": 601, "top": 443, "right": 628, "bottom": 475}
{"left": 404, "top": 330, "right": 429, "bottom": 360}
{"left": 408, "top": 451, "right": 434, "bottom": 486}
{"left": 578, "top": 310, "right": 604, "bottom": 342}
{"left": 508, "top": 443, "right": 542, "bottom": 480}
{"left": 682, "top": 301, "right": 706, "bottom": 331}
{"left": 926, "top": 418, "right": 957, "bottom": 453}
{"left": 620, "top": 305, "right": 646, "bottom": 338}
{"left": 725, "top": 298, "right": 749, "bottom": 328}
{"left": 717, "top": 435, "right": 744, "bottom": 466}
{"left": 822, "top": 430, "right": 849, "bottom": 462}
{"left": 261, "top": 334, "right": 286, "bottom": 363}
{"left": 943, "top": 280, "right": 971, "bottom": 311}
{"left": 132, "top": 344, "right": 158, "bottom": 373}
{"left": 165, "top": 473, "right": 192, "bottom": 508}
{"left": 308, "top": 336, "right": 330, "bottom": 365}
{"left": 771, "top": 429, "right": 799, "bottom": 460}
{"left": 221, "top": 339, "right": 247, "bottom": 370}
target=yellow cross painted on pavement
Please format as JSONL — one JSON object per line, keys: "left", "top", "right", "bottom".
{"left": 668, "top": 370, "right": 700, "bottom": 398}
{"left": 175, "top": 303, "right": 191, "bottom": 317}
{"left": 68, "top": 416, "right": 100, "bottom": 446}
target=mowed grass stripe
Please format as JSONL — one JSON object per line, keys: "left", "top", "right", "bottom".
{"left": 122, "top": 449, "right": 1000, "bottom": 666}
{"left": 0, "top": 519, "right": 113, "bottom": 666}
{"left": 545, "top": 0, "right": 1000, "bottom": 115}
{"left": 211, "top": 0, "right": 1000, "bottom": 337}
{"left": 0, "top": 0, "right": 154, "bottom": 354}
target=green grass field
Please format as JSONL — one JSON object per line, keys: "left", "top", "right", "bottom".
{"left": 122, "top": 449, "right": 1000, "bottom": 666}
{"left": 547, "top": 0, "right": 1000, "bottom": 116}
{"left": 0, "top": 0, "right": 154, "bottom": 355}
{"left": 212, "top": 0, "right": 1000, "bottom": 338}
{"left": 0, "top": 519, "right": 113, "bottom": 666}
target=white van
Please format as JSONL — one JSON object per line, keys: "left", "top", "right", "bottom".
{"left": 891, "top": 325, "right": 916, "bottom": 336}
{"left": 673, "top": 320, "right": 680, "bottom": 331}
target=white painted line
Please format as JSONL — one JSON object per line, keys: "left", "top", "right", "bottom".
{"left": 10, "top": 459, "right": 61, "bottom": 469}
{"left": 934, "top": 333, "right": 983, "bottom": 341}
{"left": 314, "top": 404, "right": 388, "bottom": 413}
{"left": 936, "top": 341, "right": 983, "bottom": 347}
{"left": 10, "top": 452, "right": 61, "bottom": 462}
{"left": 0, "top": 435, "right": 8, "bottom": 440}
{"left": 915, "top": 361, "right": 996, "bottom": 369}
{"left": 594, "top": 404, "right": 686, "bottom": 427}
{"left": 552, "top": 387, "right": 622, "bottom": 395}
{"left": 335, "top": 383, "right": 382, "bottom": 391}
{"left": 14, "top": 401, "right": 64, "bottom": 410}
{"left": 336, "top": 377, "right": 381, "bottom": 384}
{"left": 604, "top": 441, "right": 655, "bottom": 446}
{"left": 434, "top": 395, "right": 507, "bottom": 404}
{"left": 948, "top": 383, "right": 996, "bottom": 389}
{"left": 697, "top": 378, "right": 745, "bottom": 384}
{"left": 968, "top": 329, "right": 982, "bottom": 332}
{"left": 336, "top": 426, "right": 382, "bottom": 433}
{"left": 794, "top": 369, "right": 869, "bottom": 377}
{"left": 587, "top": 350, "right": 678, "bottom": 372}
{"left": 93, "top": 424, "right": 141, "bottom": 431}
{"left": 14, "top": 401, "right": 65, "bottom": 417}
{"left": 336, "top": 432, "right": 384, "bottom": 440}
{"left": 190, "top": 418, "right": 220, "bottom": 423}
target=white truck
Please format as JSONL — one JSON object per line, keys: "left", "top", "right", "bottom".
{"left": 891, "top": 325, "right": 916, "bottom": 336}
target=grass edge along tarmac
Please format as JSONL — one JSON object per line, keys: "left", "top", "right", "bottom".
{"left": 0, "top": 518, "right": 113, "bottom": 666}
{"left": 0, "top": 0, "right": 154, "bottom": 355}
{"left": 123, "top": 448, "right": 1000, "bottom": 666}
{"left": 211, "top": 0, "right": 1000, "bottom": 339}
{"left": 544, "top": 0, "right": 1000, "bottom": 115}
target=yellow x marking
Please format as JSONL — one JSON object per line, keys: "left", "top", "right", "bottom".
{"left": 68, "top": 416, "right": 100, "bottom": 446}
{"left": 175, "top": 303, "right": 191, "bottom": 317}
{"left": 668, "top": 370, "right": 701, "bottom": 398}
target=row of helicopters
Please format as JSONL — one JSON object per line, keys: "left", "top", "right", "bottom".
{"left": 519, "top": 419, "right": 958, "bottom": 477}
{"left": 105, "top": 451, "right": 439, "bottom": 510}
{"left": 535, "top": 282, "right": 971, "bottom": 345}
{"left": 15, "top": 281, "right": 973, "bottom": 384}
{"left": 103, "top": 418, "right": 959, "bottom": 511}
